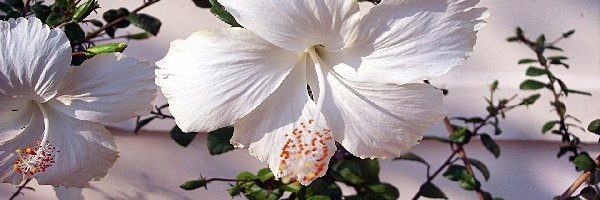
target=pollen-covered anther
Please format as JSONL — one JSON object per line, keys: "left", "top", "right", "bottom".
{"left": 13, "top": 140, "right": 57, "bottom": 175}
{"left": 277, "top": 119, "right": 334, "bottom": 184}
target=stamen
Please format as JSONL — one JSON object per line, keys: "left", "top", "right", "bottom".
{"left": 13, "top": 140, "right": 56, "bottom": 175}
{"left": 307, "top": 47, "right": 326, "bottom": 122}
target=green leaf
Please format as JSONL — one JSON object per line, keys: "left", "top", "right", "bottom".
{"left": 450, "top": 127, "right": 471, "bottom": 144}
{"left": 580, "top": 186, "right": 597, "bottom": 200}
{"left": 4, "top": 10, "right": 18, "bottom": 20}
{"left": 256, "top": 168, "right": 273, "bottom": 183}
{"left": 458, "top": 175, "right": 477, "bottom": 191}
{"left": 307, "top": 196, "right": 331, "bottom": 200}
{"left": 134, "top": 116, "right": 155, "bottom": 134}
{"left": 567, "top": 89, "right": 592, "bottom": 96}
{"left": 521, "top": 93, "right": 541, "bottom": 106}
{"left": 209, "top": 0, "right": 241, "bottom": 27}
{"left": 542, "top": 121, "right": 558, "bottom": 134}
{"left": 84, "top": 43, "right": 127, "bottom": 57}
{"left": 556, "top": 78, "right": 569, "bottom": 96}
{"left": 72, "top": 0, "right": 97, "bottom": 22}
{"left": 128, "top": 13, "right": 161, "bottom": 35}
{"left": 562, "top": 30, "right": 575, "bottom": 38}
{"left": 180, "top": 179, "right": 207, "bottom": 190}
{"left": 519, "top": 80, "right": 546, "bottom": 90}
{"left": 170, "top": 125, "right": 198, "bottom": 147}
{"left": 46, "top": 12, "right": 66, "bottom": 27}
{"left": 525, "top": 67, "right": 547, "bottom": 76}
{"left": 394, "top": 152, "right": 429, "bottom": 166}
{"left": 281, "top": 182, "right": 301, "bottom": 193}
{"left": 534, "top": 34, "right": 546, "bottom": 53}
{"left": 31, "top": 4, "right": 51, "bottom": 22}
{"left": 468, "top": 158, "right": 490, "bottom": 181}
{"left": 207, "top": 127, "right": 235, "bottom": 155}
{"left": 518, "top": 58, "right": 538, "bottom": 64}
{"left": 236, "top": 171, "right": 257, "bottom": 180}
{"left": 480, "top": 134, "right": 500, "bottom": 158}
{"left": 305, "top": 179, "right": 342, "bottom": 198}
{"left": 588, "top": 119, "right": 600, "bottom": 135}
{"left": 573, "top": 154, "right": 597, "bottom": 171}
{"left": 332, "top": 159, "right": 379, "bottom": 185}
{"left": 366, "top": 183, "right": 399, "bottom": 200}
{"left": 422, "top": 135, "right": 452, "bottom": 143}
{"left": 103, "top": 8, "right": 130, "bottom": 28}
{"left": 126, "top": 32, "right": 151, "bottom": 40}
{"left": 0, "top": 2, "right": 13, "bottom": 13}
{"left": 443, "top": 165, "right": 468, "bottom": 181}
{"left": 5, "top": 0, "right": 23, "bottom": 10}
{"left": 553, "top": 101, "right": 567, "bottom": 116}
{"left": 418, "top": 182, "right": 447, "bottom": 199}
{"left": 64, "top": 23, "right": 85, "bottom": 43}
{"left": 227, "top": 184, "right": 241, "bottom": 197}
{"left": 192, "top": 0, "right": 212, "bottom": 8}
{"left": 243, "top": 185, "right": 283, "bottom": 200}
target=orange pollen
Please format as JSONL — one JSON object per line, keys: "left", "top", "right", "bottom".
{"left": 13, "top": 140, "right": 57, "bottom": 176}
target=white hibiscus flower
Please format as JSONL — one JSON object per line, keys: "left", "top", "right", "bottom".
{"left": 156, "top": 0, "right": 487, "bottom": 185}
{"left": 0, "top": 17, "right": 156, "bottom": 187}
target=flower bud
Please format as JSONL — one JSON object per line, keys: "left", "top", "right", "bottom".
{"left": 84, "top": 43, "right": 127, "bottom": 58}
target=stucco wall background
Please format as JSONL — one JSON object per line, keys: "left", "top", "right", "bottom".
{"left": 1, "top": 0, "right": 599, "bottom": 199}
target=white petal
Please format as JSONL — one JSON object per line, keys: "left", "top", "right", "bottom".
{"left": 0, "top": 17, "right": 71, "bottom": 102}
{"left": 33, "top": 105, "right": 118, "bottom": 187}
{"left": 321, "top": 72, "right": 446, "bottom": 158}
{"left": 156, "top": 28, "right": 299, "bottom": 132}
{"left": 0, "top": 104, "right": 44, "bottom": 185}
{"left": 54, "top": 186, "right": 84, "bottom": 200}
{"left": 46, "top": 53, "right": 156, "bottom": 124}
{"left": 220, "top": 0, "right": 360, "bottom": 52}
{"left": 332, "top": 0, "right": 488, "bottom": 84}
{"left": 233, "top": 61, "right": 335, "bottom": 185}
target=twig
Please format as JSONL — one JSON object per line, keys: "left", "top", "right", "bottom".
{"left": 442, "top": 117, "right": 486, "bottom": 200}
{"left": 21, "top": 0, "right": 31, "bottom": 16}
{"left": 80, "top": 0, "right": 161, "bottom": 43}
{"left": 411, "top": 149, "right": 459, "bottom": 200}
{"left": 559, "top": 155, "right": 600, "bottom": 200}
{"left": 9, "top": 178, "right": 33, "bottom": 200}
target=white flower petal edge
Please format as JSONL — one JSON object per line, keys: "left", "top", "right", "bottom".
{"left": 232, "top": 61, "right": 335, "bottom": 185}
{"left": 47, "top": 53, "right": 156, "bottom": 124}
{"left": 0, "top": 17, "right": 71, "bottom": 103}
{"left": 33, "top": 105, "right": 118, "bottom": 187}
{"left": 331, "top": 0, "right": 489, "bottom": 84}
{"left": 220, "top": 0, "right": 360, "bottom": 52}
{"left": 54, "top": 186, "right": 84, "bottom": 200}
{"left": 0, "top": 103, "right": 44, "bottom": 184}
{"left": 319, "top": 71, "right": 446, "bottom": 158}
{"left": 156, "top": 28, "right": 299, "bottom": 132}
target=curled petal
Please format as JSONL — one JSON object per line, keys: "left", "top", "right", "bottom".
{"left": 320, "top": 71, "right": 446, "bottom": 158}
{"left": 47, "top": 53, "right": 157, "bottom": 124}
{"left": 156, "top": 28, "right": 298, "bottom": 132}
{"left": 220, "top": 0, "right": 360, "bottom": 52}
{"left": 232, "top": 62, "right": 335, "bottom": 185}
{"left": 33, "top": 105, "right": 118, "bottom": 187}
{"left": 332, "top": 0, "right": 488, "bottom": 84}
{"left": 0, "top": 104, "right": 44, "bottom": 185}
{"left": 0, "top": 17, "right": 71, "bottom": 102}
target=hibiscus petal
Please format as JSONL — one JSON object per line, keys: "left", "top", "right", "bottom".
{"left": 321, "top": 72, "right": 446, "bottom": 158}
{"left": 156, "top": 28, "right": 298, "bottom": 132}
{"left": 332, "top": 0, "right": 488, "bottom": 84}
{"left": 46, "top": 53, "right": 156, "bottom": 124}
{"left": 33, "top": 105, "right": 118, "bottom": 187}
{"left": 0, "top": 103, "right": 44, "bottom": 185}
{"left": 219, "top": 0, "right": 360, "bottom": 52}
{"left": 0, "top": 17, "right": 71, "bottom": 102}
{"left": 232, "top": 60, "right": 335, "bottom": 185}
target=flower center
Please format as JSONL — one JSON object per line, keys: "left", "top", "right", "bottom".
{"left": 13, "top": 102, "right": 57, "bottom": 176}
{"left": 276, "top": 46, "right": 335, "bottom": 184}
{"left": 13, "top": 140, "right": 56, "bottom": 175}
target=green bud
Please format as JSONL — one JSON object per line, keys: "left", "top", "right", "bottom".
{"left": 84, "top": 43, "right": 127, "bottom": 58}
{"left": 126, "top": 32, "right": 151, "bottom": 40}
{"left": 180, "top": 179, "right": 208, "bottom": 190}
{"left": 72, "top": 0, "right": 97, "bottom": 22}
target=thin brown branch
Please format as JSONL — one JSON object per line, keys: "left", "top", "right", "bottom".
{"left": 558, "top": 155, "right": 600, "bottom": 200}
{"left": 80, "top": 0, "right": 161, "bottom": 43}
{"left": 443, "top": 117, "right": 486, "bottom": 200}
{"left": 9, "top": 178, "right": 33, "bottom": 200}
